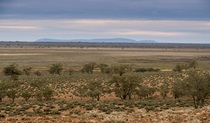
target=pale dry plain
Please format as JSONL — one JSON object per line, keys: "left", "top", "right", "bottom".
{"left": 0, "top": 47, "right": 210, "bottom": 71}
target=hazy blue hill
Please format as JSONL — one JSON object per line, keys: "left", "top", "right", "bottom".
{"left": 137, "top": 40, "right": 157, "bottom": 43}
{"left": 36, "top": 38, "right": 158, "bottom": 43}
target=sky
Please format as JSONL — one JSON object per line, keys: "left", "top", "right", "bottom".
{"left": 0, "top": 0, "right": 210, "bottom": 43}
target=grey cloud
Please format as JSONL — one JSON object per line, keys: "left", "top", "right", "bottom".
{"left": 0, "top": 0, "right": 209, "bottom": 20}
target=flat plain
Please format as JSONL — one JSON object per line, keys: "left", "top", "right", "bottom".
{"left": 1, "top": 47, "right": 210, "bottom": 70}
{"left": 0, "top": 45, "right": 210, "bottom": 123}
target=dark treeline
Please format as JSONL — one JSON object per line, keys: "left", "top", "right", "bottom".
{"left": 1, "top": 41, "right": 210, "bottom": 49}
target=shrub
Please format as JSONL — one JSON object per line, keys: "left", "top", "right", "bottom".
{"left": 49, "top": 63, "right": 63, "bottom": 75}
{"left": 110, "top": 64, "right": 132, "bottom": 76}
{"left": 134, "top": 68, "right": 160, "bottom": 72}
{"left": 42, "top": 88, "right": 54, "bottom": 100}
{"left": 3, "top": 64, "right": 21, "bottom": 80}
{"left": 136, "top": 85, "right": 156, "bottom": 99}
{"left": 3, "top": 64, "right": 21, "bottom": 76}
{"left": 98, "top": 63, "right": 109, "bottom": 73}
{"left": 23, "top": 67, "right": 32, "bottom": 76}
{"left": 34, "top": 71, "right": 42, "bottom": 76}
{"left": 81, "top": 62, "right": 96, "bottom": 74}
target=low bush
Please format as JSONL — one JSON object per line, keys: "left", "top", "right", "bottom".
{"left": 134, "top": 68, "right": 160, "bottom": 72}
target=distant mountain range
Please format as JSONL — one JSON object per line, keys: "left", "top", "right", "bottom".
{"left": 36, "top": 38, "right": 158, "bottom": 43}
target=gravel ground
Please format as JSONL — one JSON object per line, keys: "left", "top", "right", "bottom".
{"left": 0, "top": 106, "right": 210, "bottom": 123}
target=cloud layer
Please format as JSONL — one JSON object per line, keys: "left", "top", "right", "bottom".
{"left": 1, "top": 19, "right": 209, "bottom": 43}
{"left": 0, "top": 0, "right": 209, "bottom": 43}
{"left": 0, "top": 0, "right": 210, "bottom": 20}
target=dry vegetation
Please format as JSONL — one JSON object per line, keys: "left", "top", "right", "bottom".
{"left": 0, "top": 46, "right": 210, "bottom": 122}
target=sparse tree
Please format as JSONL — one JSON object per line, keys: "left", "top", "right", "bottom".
{"left": 7, "top": 89, "right": 18, "bottom": 102}
{"left": 85, "top": 80, "right": 107, "bottom": 101}
{"left": 110, "top": 64, "right": 132, "bottom": 76}
{"left": 42, "top": 87, "right": 54, "bottom": 100}
{"left": 81, "top": 62, "right": 96, "bottom": 74}
{"left": 172, "top": 80, "right": 185, "bottom": 99}
{"left": 21, "top": 91, "right": 32, "bottom": 101}
{"left": 109, "top": 74, "right": 142, "bottom": 100}
{"left": 3, "top": 64, "right": 21, "bottom": 80}
{"left": 181, "top": 70, "right": 210, "bottom": 108}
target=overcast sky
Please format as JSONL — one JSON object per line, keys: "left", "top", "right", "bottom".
{"left": 0, "top": 0, "right": 210, "bottom": 43}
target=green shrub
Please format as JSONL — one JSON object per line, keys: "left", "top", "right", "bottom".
{"left": 3, "top": 64, "right": 22, "bottom": 76}
{"left": 49, "top": 63, "right": 63, "bottom": 75}
{"left": 42, "top": 88, "right": 54, "bottom": 100}
{"left": 134, "top": 68, "right": 160, "bottom": 72}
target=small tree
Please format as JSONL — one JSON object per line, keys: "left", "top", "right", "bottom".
{"left": 21, "top": 91, "right": 32, "bottom": 101}
{"left": 181, "top": 70, "right": 210, "bottom": 108}
{"left": 171, "top": 80, "right": 185, "bottom": 99}
{"left": 85, "top": 80, "right": 107, "bottom": 101}
{"left": 3, "top": 64, "right": 21, "bottom": 80}
{"left": 42, "top": 88, "right": 54, "bottom": 100}
{"left": 81, "top": 62, "right": 96, "bottom": 74}
{"left": 109, "top": 74, "right": 142, "bottom": 100}
{"left": 110, "top": 64, "right": 132, "bottom": 76}
{"left": 7, "top": 90, "right": 18, "bottom": 102}
{"left": 49, "top": 63, "right": 63, "bottom": 75}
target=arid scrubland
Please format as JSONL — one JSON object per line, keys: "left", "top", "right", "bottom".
{"left": 0, "top": 46, "right": 210, "bottom": 122}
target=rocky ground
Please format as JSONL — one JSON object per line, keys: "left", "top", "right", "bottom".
{"left": 0, "top": 106, "right": 209, "bottom": 123}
